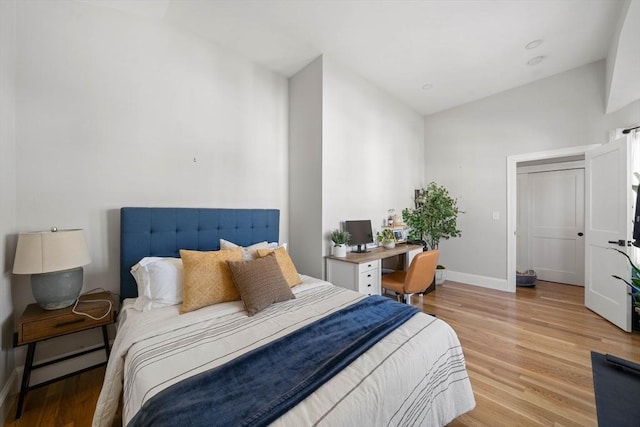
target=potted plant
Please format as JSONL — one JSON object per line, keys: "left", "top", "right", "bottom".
{"left": 376, "top": 228, "right": 396, "bottom": 249}
{"left": 402, "top": 182, "right": 462, "bottom": 285}
{"left": 330, "top": 229, "right": 350, "bottom": 257}
{"left": 611, "top": 248, "right": 640, "bottom": 319}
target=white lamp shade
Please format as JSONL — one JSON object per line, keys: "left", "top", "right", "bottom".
{"left": 13, "top": 229, "right": 91, "bottom": 274}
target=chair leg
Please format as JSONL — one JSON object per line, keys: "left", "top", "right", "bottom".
{"left": 403, "top": 294, "right": 412, "bottom": 304}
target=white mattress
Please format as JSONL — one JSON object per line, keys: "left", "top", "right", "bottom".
{"left": 93, "top": 276, "right": 474, "bottom": 426}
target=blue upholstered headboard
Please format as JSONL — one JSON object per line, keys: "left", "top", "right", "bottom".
{"left": 120, "top": 207, "right": 280, "bottom": 301}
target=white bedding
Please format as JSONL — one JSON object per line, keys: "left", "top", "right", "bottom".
{"left": 93, "top": 276, "right": 474, "bottom": 426}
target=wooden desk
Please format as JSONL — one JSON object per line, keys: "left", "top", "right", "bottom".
{"left": 325, "top": 244, "right": 423, "bottom": 295}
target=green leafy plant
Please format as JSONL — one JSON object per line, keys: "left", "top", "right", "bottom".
{"left": 376, "top": 228, "right": 395, "bottom": 244}
{"left": 330, "top": 229, "right": 350, "bottom": 246}
{"left": 402, "top": 182, "right": 462, "bottom": 249}
{"left": 611, "top": 248, "right": 640, "bottom": 309}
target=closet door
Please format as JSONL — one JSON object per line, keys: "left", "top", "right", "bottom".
{"left": 529, "top": 168, "right": 585, "bottom": 286}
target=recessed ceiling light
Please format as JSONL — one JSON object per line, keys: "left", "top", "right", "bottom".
{"left": 527, "top": 56, "right": 545, "bottom": 66}
{"left": 422, "top": 83, "right": 433, "bottom": 90}
{"left": 525, "top": 39, "right": 543, "bottom": 50}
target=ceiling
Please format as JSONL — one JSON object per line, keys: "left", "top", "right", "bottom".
{"left": 83, "top": 0, "right": 629, "bottom": 116}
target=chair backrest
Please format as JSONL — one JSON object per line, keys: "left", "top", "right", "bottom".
{"left": 403, "top": 250, "right": 439, "bottom": 294}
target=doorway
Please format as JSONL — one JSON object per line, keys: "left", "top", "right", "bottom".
{"left": 506, "top": 144, "right": 601, "bottom": 292}
{"left": 517, "top": 163, "right": 585, "bottom": 286}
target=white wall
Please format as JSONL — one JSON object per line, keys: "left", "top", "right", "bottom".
{"left": 322, "top": 57, "right": 425, "bottom": 254}
{"left": 12, "top": 0, "right": 288, "bottom": 370}
{"left": 424, "top": 60, "right": 640, "bottom": 287}
{"left": 288, "top": 56, "right": 425, "bottom": 278}
{"left": 289, "top": 57, "right": 324, "bottom": 277}
{"left": 0, "top": 0, "right": 17, "bottom": 419}
{"left": 606, "top": 0, "right": 640, "bottom": 114}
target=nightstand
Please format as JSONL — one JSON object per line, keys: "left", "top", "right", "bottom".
{"left": 14, "top": 291, "right": 117, "bottom": 419}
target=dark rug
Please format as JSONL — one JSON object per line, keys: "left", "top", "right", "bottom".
{"left": 591, "top": 351, "right": 640, "bottom": 427}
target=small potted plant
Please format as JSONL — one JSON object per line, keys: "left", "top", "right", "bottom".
{"left": 330, "top": 229, "right": 350, "bottom": 257}
{"left": 376, "top": 228, "right": 396, "bottom": 249}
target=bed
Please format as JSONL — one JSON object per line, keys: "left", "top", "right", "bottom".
{"left": 93, "top": 207, "right": 475, "bottom": 427}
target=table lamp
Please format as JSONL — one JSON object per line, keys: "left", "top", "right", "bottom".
{"left": 13, "top": 228, "right": 91, "bottom": 310}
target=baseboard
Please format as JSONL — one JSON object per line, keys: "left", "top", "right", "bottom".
{"left": 446, "top": 270, "right": 511, "bottom": 292}
{"left": 0, "top": 369, "right": 19, "bottom": 422}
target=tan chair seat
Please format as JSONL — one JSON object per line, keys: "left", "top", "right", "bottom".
{"left": 382, "top": 250, "right": 439, "bottom": 304}
{"left": 380, "top": 271, "right": 406, "bottom": 294}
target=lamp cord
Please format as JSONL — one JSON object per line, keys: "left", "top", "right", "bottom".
{"left": 71, "top": 288, "right": 113, "bottom": 321}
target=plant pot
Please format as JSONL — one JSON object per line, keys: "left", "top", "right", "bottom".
{"left": 383, "top": 240, "right": 395, "bottom": 249}
{"left": 332, "top": 244, "right": 347, "bottom": 257}
{"left": 435, "top": 268, "right": 446, "bottom": 285}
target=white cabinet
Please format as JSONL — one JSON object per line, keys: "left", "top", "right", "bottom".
{"left": 358, "top": 261, "right": 380, "bottom": 295}
{"left": 326, "top": 258, "right": 381, "bottom": 296}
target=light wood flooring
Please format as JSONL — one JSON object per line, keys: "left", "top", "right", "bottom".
{"left": 424, "top": 281, "right": 640, "bottom": 426}
{"left": 4, "top": 280, "right": 640, "bottom": 426}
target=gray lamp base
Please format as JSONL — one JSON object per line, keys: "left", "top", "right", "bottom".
{"left": 31, "top": 267, "right": 83, "bottom": 310}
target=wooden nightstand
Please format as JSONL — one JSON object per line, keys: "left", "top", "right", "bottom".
{"left": 14, "top": 291, "right": 117, "bottom": 419}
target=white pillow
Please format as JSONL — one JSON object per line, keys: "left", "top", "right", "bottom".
{"left": 219, "top": 239, "right": 271, "bottom": 260}
{"left": 130, "top": 257, "right": 183, "bottom": 311}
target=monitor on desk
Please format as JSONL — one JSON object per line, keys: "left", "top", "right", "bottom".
{"left": 345, "top": 220, "right": 374, "bottom": 253}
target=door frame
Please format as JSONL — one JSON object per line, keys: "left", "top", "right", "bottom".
{"left": 506, "top": 144, "right": 601, "bottom": 292}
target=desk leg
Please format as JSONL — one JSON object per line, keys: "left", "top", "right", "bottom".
{"left": 16, "top": 342, "right": 35, "bottom": 419}
{"left": 101, "top": 325, "right": 110, "bottom": 359}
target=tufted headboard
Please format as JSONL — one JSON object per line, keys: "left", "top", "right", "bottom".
{"left": 120, "top": 207, "right": 280, "bottom": 301}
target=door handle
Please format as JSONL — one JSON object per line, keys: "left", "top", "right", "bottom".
{"left": 608, "top": 240, "right": 631, "bottom": 247}
{"left": 578, "top": 232, "right": 584, "bottom": 236}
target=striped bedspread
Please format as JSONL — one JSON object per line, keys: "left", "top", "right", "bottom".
{"left": 92, "top": 276, "right": 475, "bottom": 427}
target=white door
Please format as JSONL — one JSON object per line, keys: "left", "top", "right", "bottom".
{"left": 529, "top": 169, "right": 585, "bottom": 285}
{"left": 585, "top": 137, "right": 635, "bottom": 332}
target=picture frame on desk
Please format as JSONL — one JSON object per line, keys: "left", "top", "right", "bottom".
{"left": 382, "top": 226, "right": 407, "bottom": 243}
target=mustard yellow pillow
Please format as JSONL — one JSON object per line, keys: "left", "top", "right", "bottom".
{"left": 256, "top": 246, "right": 302, "bottom": 287}
{"left": 179, "top": 248, "right": 243, "bottom": 313}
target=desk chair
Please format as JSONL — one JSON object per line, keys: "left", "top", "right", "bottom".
{"left": 381, "top": 250, "right": 439, "bottom": 304}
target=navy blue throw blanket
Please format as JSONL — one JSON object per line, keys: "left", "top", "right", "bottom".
{"left": 128, "top": 295, "right": 418, "bottom": 427}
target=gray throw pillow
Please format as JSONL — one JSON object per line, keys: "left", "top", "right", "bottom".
{"left": 227, "top": 253, "right": 295, "bottom": 316}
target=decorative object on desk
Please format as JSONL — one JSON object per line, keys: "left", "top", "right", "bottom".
{"left": 388, "top": 226, "right": 407, "bottom": 243}
{"left": 402, "top": 182, "right": 462, "bottom": 251}
{"left": 387, "top": 209, "right": 396, "bottom": 227}
{"left": 386, "top": 208, "right": 405, "bottom": 228}
{"left": 13, "top": 228, "right": 91, "bottom": 310}
{"left": 329, "top": 229, "right": 351, "bottom": 258}
{"left": 376, "top": 228, "right": 396, "bottom": 249}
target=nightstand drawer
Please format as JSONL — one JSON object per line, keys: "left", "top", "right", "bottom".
{"left": 18, "top": 293, "right": 115, "bottom": 345}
